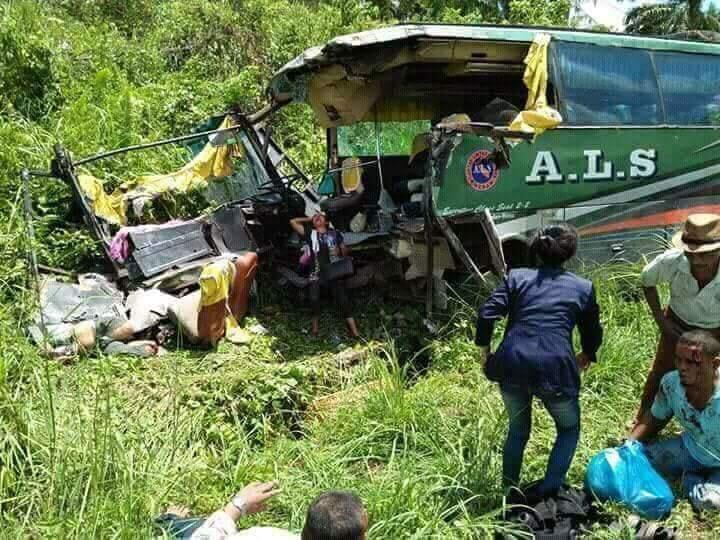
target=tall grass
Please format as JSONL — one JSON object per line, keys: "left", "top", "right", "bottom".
{"left": 2, "top": 252, "right": 717, "bottom": 537}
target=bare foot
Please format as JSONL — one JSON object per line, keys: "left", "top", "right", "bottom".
{"left": 165, "top": 505, "right": 191, "bottom": 517}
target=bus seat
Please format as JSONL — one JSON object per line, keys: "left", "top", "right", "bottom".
{"left": 341, "top": 157, "right": 364, "bottom": 193}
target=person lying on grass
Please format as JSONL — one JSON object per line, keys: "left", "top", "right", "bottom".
{"left": 159, "top": 481, "right": 369, "bottom": 539}
{"left": 633, "top": 213, "right": 720, "bottom": 427}
{"left": 631, "top": 330, "right": 720, "bottom": 512}
{"left": 476, "top": 223, "right": 603, "bottom": 498}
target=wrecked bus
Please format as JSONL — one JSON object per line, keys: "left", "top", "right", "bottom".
{"left": 31, "top": 24, "right": 720, "bottom": 319}
{"left": 268, "top": 25, "right": 720, "bottom": 269}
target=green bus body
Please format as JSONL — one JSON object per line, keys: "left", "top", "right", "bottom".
{"left": 269, "top": 24, "right": 720, "bottom": 261}
{"left": 437, "top": 127, "right": 720, "bottom": 220}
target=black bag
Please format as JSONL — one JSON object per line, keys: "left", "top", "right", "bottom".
{"left": 499, "top": 482, "right": 596, "bottom": 540}
{"left": 321, "top": 257, "right": 354, "bottom": 282}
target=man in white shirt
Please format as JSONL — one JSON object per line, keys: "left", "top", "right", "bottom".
{"left": 635, "top": 214, "right": 720, "bottom": 424}
{"left": 162, "top": 481, "right": 368, "bottom": 540}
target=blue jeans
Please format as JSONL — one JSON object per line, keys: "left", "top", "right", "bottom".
{"left": 646, "top": 436, "right": 720, "bottom": 511}
{"left": 500, "top": 385, "right": 580, "bottom": 494}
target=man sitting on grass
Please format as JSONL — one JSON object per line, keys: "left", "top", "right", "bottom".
{"left": 158, "top": 481, "right": 369, "bottom": 539}
{"left": 631, "top": 330, "right": 720, "bottom": 512}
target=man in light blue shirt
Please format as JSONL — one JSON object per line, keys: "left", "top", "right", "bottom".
{"left": 631, "top": 330, "right": 720, "bottom": 511}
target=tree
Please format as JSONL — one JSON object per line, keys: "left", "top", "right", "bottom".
{"left": 625, "top": 0, "right": 720, "bottom": 35}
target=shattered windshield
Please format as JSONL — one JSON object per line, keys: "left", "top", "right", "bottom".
{"left": 204, "top": 131, "right": 269, "bottom": 206}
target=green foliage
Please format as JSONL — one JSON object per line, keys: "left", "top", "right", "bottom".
{"left": 508, "top": 0, "right": 571, "bottom": 27}
{"left": 625, "top": 0, "right": 720, "bottom": 35}
{"left": 10, "top": 1, "right": 719, "bottom": 537}
{"left": 0, "top": 2, "right": 61, "bottom": 120}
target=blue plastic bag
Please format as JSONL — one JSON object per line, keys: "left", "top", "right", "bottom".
{"left": 585, "top": 440, "right": 674, "bottom": 519}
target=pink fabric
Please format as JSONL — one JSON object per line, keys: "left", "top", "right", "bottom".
{"left": 299, "top": 245, "right": 312, "bottom": 267}
{"left": 110, "top": 229, "right": 131, "bottom": 262}
{"left": 109, "top": 220, "right": 186, "bottom": 263}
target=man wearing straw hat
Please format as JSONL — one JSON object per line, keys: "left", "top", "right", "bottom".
{"left": 634, "top": 214, "right": 720, "bottom": 425}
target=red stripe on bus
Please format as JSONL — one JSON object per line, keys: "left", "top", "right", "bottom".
{"left": 580, "top": 205, "right": 720, "bottom": 236}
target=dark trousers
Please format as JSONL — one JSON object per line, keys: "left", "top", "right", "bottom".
{"left": 309, "top": 279, "right": 352, "bottom": 318}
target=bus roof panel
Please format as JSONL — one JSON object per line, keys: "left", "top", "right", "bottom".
{"left": 268, "top": 23, "right": 720, "bottom": 103}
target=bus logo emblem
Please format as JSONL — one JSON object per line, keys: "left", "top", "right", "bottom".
{"left": 466, "top": 150, "right": 499, "bottom": 191}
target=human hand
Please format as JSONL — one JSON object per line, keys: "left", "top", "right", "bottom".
{"left": 576, "top": 351, "right": 592, "bottom": 371}
{"left": 227, "top": 481, "right": 280, "bottom": 519}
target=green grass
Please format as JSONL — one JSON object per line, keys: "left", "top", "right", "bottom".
{"left": 1, "top": 267, "right": 719, "bottom": 539}
{"left": 0, "top": 2, "right": 716, "bottom": 537}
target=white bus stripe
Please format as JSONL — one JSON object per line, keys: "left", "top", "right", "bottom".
{"left": 496, "top": 163, "right": 720, "bottom": 237}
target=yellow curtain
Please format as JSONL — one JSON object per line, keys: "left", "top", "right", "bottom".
{"left": 78, "top": 116, "right": 241, "bottom": 225}
{"left": 509, "top": 33, "right": 563, "bottom": 136}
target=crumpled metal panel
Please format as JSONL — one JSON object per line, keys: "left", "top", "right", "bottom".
{"left": 128, "top": 221, "right": 213, "bottom": 278}
{"left": 37, "top": 275, "right": 126, "bottom": 325}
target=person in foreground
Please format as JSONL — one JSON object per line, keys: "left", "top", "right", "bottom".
{"left": 631, "top": 330, "right": 720, "bottom": 512}
{"left": 290, "top": 213, "right": 360, "bottom": 338}
{"left": 476, "top": 223, "right": 603, "bottom": 497}
{"left": 160, "top": 481, "right": 369, "bottom": 539}
{"left": 634, "top": 213, "right": 720, "bottom": 425}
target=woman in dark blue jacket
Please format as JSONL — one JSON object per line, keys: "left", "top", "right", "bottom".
{"left": 476, "top": 224, "right": 603, "bottom": 496}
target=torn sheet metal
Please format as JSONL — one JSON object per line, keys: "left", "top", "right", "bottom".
{"left": 38, "top": 274, "right": 126, "bottom": 325}
{"left": 127, "top": 221, "right": 213, "bottom": 279}
{"left": 404, "top": 237, "right": 455, "bottom": 281}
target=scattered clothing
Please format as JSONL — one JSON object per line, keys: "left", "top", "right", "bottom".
{"left": 501, "top": 482, "right": 596, "bottom": 540}
{"left": 641, "top": 248, "right": 720, "bottom": 329}
{"left": 109, "top": 228, "right": 131, "bottom": 263}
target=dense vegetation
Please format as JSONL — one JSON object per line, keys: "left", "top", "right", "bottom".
{"left": 1, "top": 1, "right": 717, "bottom": 538}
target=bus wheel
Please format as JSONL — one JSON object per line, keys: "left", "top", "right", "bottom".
{"left": 502, "top": 238, "right": 529, "bottom": 270}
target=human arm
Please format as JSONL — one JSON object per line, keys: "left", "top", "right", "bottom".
{"left": 475, "top": 274, "right": 512, "bottom": 358}
{"left": 629, "top": 376, "right": 674, "bottom": 442}
{"left": 337, "top": 231, "right": 350, "bottom": 257}
{"left": 643, "top": 286, "right": 681, "bottom": 338}
{"left": 290, "top": 217, "right": 312, "bottom": 237}
{"left": 629, "top": 410, "right": 671, "bottom": 443}
{"left": 576, "top": 285, "right": 603, "bottom": 368}
{"left": 641, "top": 251, "right": 682, "bottom": 337}
{"left": 190, "top": 482, "right": 280, "bottom": 540}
